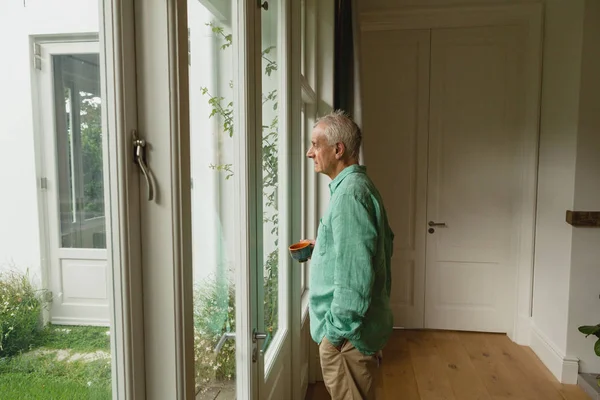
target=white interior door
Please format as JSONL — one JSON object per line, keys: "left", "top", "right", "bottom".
{"left": 424, "top": 25, "right": 528, "bottom": 332}
{"left": 38, "top": 41, "right": 110, "bottom": 326}
{"left": 361, "top": 29, "right": 430, "bottom": 329}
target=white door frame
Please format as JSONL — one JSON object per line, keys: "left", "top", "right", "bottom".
{"left": 99, "top": 0, "right": 147, "bottom": 396}
{"left": 359, "top": 2, "right": 543, "bottom": 345}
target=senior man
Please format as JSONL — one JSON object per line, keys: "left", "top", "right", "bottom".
{"left": 306, "top": 110, "right": 394, "bottom": 399}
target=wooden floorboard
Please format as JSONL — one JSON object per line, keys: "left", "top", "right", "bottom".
{"left": 305, "top": 330, "right": 589, "bottom": 400}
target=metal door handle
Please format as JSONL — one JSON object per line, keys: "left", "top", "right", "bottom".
{"left": 428, "top": 221, "right": 447, "bottom": 227}
{"left": 253, "top": 331, "right": 268, "bottom": 341}
{"left": 252, "top": 329, "right": 270, "bottom": 362}
{"left": 132, "top": 130, "right": 155, "bottom": 201}
{"left": 253, "top": 330, "right": 271, "bottom": 356}
{"left": 214, "top": 332, "right": 235, "bottom": 354}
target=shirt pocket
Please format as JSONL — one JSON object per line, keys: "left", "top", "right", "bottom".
{"left": 316, "top": 219, "right": 331, "bottom": 256}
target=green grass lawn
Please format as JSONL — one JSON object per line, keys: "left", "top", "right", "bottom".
{"left": 0, "top": 324, "right": 112, "bottom": 399}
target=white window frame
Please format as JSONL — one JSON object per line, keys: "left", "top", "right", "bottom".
{"left": 299, "top": 0, "right": 318, "bottom": 315}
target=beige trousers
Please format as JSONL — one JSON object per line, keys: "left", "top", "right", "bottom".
{"left": 319, "top": 338, "right": 380, "bottom": 400}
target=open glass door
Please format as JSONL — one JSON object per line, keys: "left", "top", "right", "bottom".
{"left": 185, "top": 0, "right": 293, "bottom": 398}
{"left": 186, "top": 0, "right": 241, "bottom": 397}
{"left": 0, "top": 0, "right": 141, "bottom": 398}
{"left": 256, "top": 1, "right": 294, "bottom": 399}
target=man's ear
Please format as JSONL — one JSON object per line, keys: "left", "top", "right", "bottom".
{"left": 335, "top": 142, "right": 345, "bottom": 159}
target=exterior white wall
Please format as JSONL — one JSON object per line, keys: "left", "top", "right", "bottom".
{"left": 0, "top": 1, "right": 99, "bottom": 281}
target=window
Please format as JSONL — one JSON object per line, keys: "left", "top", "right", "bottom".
{"left": 53, "top": 53, "right": 106, "bottom": 249}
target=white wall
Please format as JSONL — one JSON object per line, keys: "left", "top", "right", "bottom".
{"left": 566, "top": 0, "right": 600, "bottom": 375}
{"left": 0, "top": 1, "right": 99, "bottom": 280}
{"left": 530, "top": 0, "right": 584, "bottom": 370}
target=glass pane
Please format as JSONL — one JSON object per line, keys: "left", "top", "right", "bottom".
{"left": 260, "top": 0, "right": 282, "bottom": 353}
{"left": 300, "top": 104, "right": 307, "bottom": 293}
{"left": 0, "top": 2, "right": 116, "bottom": 399}
{"left": 188, "top": 1, "right": 237, "bottom": 397}
{"left": 54, "top": 54, "right": 106, "bottom": 249}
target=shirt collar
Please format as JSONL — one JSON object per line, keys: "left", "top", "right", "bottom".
{"left": 329, "top": 164, "right": 366, "bottom": 195}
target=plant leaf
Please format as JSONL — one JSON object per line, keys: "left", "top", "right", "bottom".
{"left": 578, "top": 325, "right": 600, "bottom": 337}
{"left": 595, "top": 339, "right": 600, "bottom": 357}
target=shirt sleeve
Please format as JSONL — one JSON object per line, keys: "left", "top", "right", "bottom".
{"left": 324, "top": 193, "right": 377, "bottom": 346}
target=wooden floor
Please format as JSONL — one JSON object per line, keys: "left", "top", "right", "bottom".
{"left": 306, "top": 330, "right": 590, "bottom": 400}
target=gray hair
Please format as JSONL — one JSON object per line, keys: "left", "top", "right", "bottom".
{"left": 314, "top": 110, "right": 362, "bottom": 160}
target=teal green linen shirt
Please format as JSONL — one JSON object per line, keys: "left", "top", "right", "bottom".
{"left": 309, "top": 164, "right": 394, "bottom": 356}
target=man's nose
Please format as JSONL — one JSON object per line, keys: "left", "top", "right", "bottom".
{"left": 306, "top": 148, "right": 313, "bottom": 158}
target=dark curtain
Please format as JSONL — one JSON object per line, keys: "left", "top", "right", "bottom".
{"left": 334, "top": 0, "right": 355, "bottom": 113}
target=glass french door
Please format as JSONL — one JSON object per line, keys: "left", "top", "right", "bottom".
{"left": 3, "top": 0, "right": 300, "bottom": 398}
{"left": 184, "top": 0, "right": 293, "bottom": 398}
{"left": 134, "top": 0, "right": 295, "bottom": 399}
{"left": 0, "top": 0, "right": 142, "bottom": 398}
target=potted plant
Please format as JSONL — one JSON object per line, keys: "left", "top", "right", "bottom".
{"left": 578, "top": 323, "right": 600, "bottom": 389}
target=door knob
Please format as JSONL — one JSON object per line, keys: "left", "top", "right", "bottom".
{"left": 428, "top": 221, "right": 447, "bottom": 227}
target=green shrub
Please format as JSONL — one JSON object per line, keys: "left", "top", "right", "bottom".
{"left": 193, "top": 278, "right": 235, "bottom": 394}
{"left": 0, "top": 271, "right": 44, "bottom": 358}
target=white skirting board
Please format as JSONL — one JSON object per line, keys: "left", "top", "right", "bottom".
{"left": 578, "top": 373, "right": 600, "bottom": 400}
{"left": 530, "top": 323, "right": 579, "bottom": 384}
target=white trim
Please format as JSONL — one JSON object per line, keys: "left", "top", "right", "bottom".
{"left": 530, "top": 323, "right": 580, "bottom": 384}
{"left": 135, "top": 0, "right": 196, "bottom": 396}
{"left": 291, "top": 0, "right": 306, "bottom": 398}
{"left": 234, "top": 0, "right": 259, "bottom": 396}
{"left": 100, "top": 0, "right": 147, "bottom": 397}
{"left": 301, "top": 74, "right": 317, "bottom": 104}
{"left": 358, "top": 1, "right": 543, "bottom": 343}
{"left": 301, "top": 290, "right": 310, "bottom": 326}
{"left": 169, "top": 0, "right": 195, "bottom": 396}
{"left": 50, "top": 316, "right": 111, "bottom": 326}
{"left": 509, "top": 314, "right": 533, "bottom": 345}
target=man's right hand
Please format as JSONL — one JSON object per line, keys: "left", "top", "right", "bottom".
{"left": 300, "top": 239, "right": 315, "bottom": 259}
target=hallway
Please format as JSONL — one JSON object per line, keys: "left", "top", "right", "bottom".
{"left": 306, "top": 330, "right": 590, "bottom": 400}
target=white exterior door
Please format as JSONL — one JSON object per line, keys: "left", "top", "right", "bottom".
{"left": 424, "top": 25, "right": 528, "bottom": 332}
{"left": 37, "top": 41, "right": 110, "bottom": 326}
